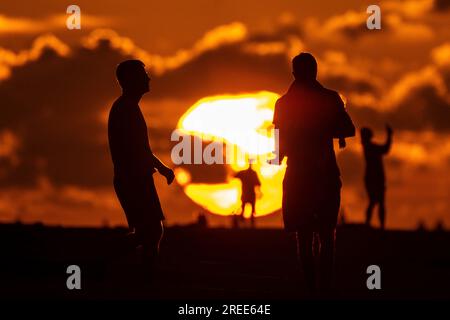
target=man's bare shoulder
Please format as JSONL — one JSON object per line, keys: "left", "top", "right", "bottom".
{"left": 111, "top": 97, "right": 131, "bottom": 111}
{"left": 275, "top": 94, "right": 289, "bottom": 108}
{"left": 319, "top": 87, "right": 345, "bottom": 110}
{"left": 109, "top": 97, "right": 134, "bottom": 119}
{"left": 321, "top": 86, "right": 341, "bottom": 100}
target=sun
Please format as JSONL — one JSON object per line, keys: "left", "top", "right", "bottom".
{"left": 174, "top": 91, "right": 287, "bottom": 218}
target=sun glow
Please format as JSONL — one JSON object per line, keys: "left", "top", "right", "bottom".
{"left": 176, "top": 92, "right": 287, "bottom": 218}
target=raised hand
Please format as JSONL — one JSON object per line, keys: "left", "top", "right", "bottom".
{"left": 386, "top": 124, "right": 393, "bottom": 136}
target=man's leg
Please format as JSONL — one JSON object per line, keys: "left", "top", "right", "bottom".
{"left": 131, "top": 220, "right": 163, "bottom": 292}
{"left": 250, "top": 201, "right": 256, "bottom": 228}
{"left": 379, "top": 192, "right": 386, "bottom": 230}
{"left": 113, "top": 178, "right": 141, "bottom": 252}
{"left": 136, "top": 220, "right": 163, "bottom": 268}
{"left": 365, "top": 199, "right": 376, "bottom": 226}
{"left": 318, "top": 228, "right": 336, "bottom": 294}
{"left": 296, "top": 230, "right": 315, "bottom": 295}
{"left": 241, "top": 201, "right": 246, "bottom": 221}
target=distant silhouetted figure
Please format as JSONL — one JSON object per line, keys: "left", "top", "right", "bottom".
{"left": 197, "top": 211, "right": 208, "bottom": 228}
{"left": 273, "top": 52, "right": 355, "bottom": 295}
{"left": 361, "top": 125, "right": 393, "bottom": 230}
{"left": 108, "top": 60, "right": 174, "bottom": 274}
{"left": 235, "top": 164, "right": 261, "bottom": 227}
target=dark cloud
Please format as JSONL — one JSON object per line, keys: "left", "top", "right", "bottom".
{"left": 249, "top": 24, "right": 302, "bottom": 42}
{"left": 171, "top": 138, "right": 228, "bottom": 184}
{"left": 322, "top": 75, "right": 378, "bottom": 94}
{"left": 346, "top": 65, "right": 450, "bottom": 132}
{"left": 340, "top": 23, "right": 373, "bottom": 39}
{"left": 347, "top": 87, "right": 450, "bottom": 133}
{"left": 0, "top": 36, "right": 292, "bottom": 188}
{"left": 385, "top": 155, "right": 403, "bottom": 167}
{"left": 387, "top": 85, "right": 450, "bottom": 132}
{"left": 0, "top": 44, "right": 129, "bottom": 187}
{"left": 346, "top": 105, "right": 387, "bottom": 130}
{"left": 0, "top": 30, "right": 448, "bottom": 191}
{"left": 150, "top": 44, "right": 291, "bottom": 101}
{"left": 336, "top": 149, "right": 364, "bottom": 184}
{"left": 434, "top": 0, "right": 450, "bottom": 11}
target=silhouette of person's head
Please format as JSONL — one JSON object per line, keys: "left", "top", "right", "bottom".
{"left": 116, "top": 60, "right": 150, "bottom": 95}
{"left": 360, "top": 127, "right": 373, "bottom": 144}
{"left": 247, "top": 159, "right": 256, "bottom": 171}
{"left": 292, "top": 52, "right": 317, "bottom": 82}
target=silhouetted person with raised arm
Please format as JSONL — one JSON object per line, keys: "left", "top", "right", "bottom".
{"left": 108, "top": 60, "right": 174, "bottom": 275}
{"left": 361, "top": 125, "right": 393, "bottom": 230}
{"left": 235, "top": 164, "right": 261, "bottom": 227}
{"left": 272, "top": 53, "right": 355, "bottom": 296}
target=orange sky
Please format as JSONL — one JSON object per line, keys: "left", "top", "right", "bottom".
{"left": 0, "top": 0, "right": 449, "bottom": 230}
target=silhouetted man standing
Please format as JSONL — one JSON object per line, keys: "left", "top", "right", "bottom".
{"left": 361, "top": 125, "right": 393, "bottom": 230}
{"left": 235, "top": 164, "right": 261, "bottom": 227}
{"left": 108, "top": 60, "right": 174, "bottom": 272}
{"left": 273, "top": 53, "right": 355, "bottom": 295}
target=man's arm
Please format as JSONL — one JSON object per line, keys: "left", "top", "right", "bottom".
{"left": 143, "top": 120, "right": 174, "bottom": 184}
{"left": 150, "top": 153, "right": 174, "bottom": 184}
{"left": 379, "top": 125, "right": 393, "bottom": 154}
{"left": 255, "top": 173, "right": 261, "bottom": 186}
{"left": 150, "top": 153, "right": 168, "bottom": 172}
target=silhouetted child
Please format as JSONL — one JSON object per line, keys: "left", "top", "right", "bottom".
{"left": 234, "top": 164, "right": 261, "bottom": 228}
{"left": 361, "top": 125, "right": 393, "bottom": 230}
